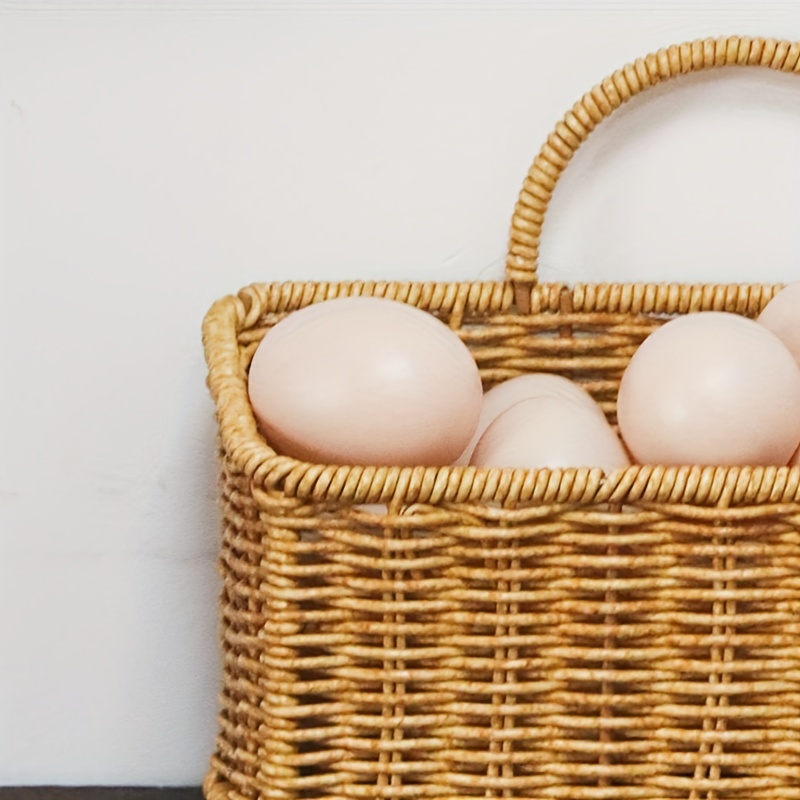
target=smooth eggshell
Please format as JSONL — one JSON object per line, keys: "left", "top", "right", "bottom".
{"left": 247, "top": 296, "right": 482, "bottom": 466}
{"left": 470, "top": 396, "right": 630, "bottom": 472}
{"left": 454, "top": 373, "right": 607, "bottom": 465}
{"left": 757, "top": 281, "right": 800, "bottom": 366}
{"left": 617, "top": 311, "right": 800, "bottom": 466}
{"left": 790, "top": 447, "right": 800, "bottom": 467}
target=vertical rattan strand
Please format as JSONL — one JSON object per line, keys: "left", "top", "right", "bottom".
{"left": 503, "top": 530, "right": 520, "bottom": 798}
{"left": 485, "top": 529, "right": 519, "bottom": 797}
{"left": 257, "top": 523, "right": 302, "bottom": 799}
{"left": 505, "top": 542, "right": 521, "bottom": 798}
{"left": 378, "top": 516, "right": 405, "bottom": 797}
{"left": 487, "top": 534, "right": 504, "bottom": 795}
{"left": 598, "top": 511, "right": 620, "bottom": 792}
{"left": 689, "top": 522, "right": 734, "bottom": 800}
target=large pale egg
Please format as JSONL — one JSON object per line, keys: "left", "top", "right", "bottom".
{"left": 470, "top": 396, "right": 630, "bottom": 472}
{"left": 454, "top": 373, "right": 606, "bottom": 464}
{"left": 247, "top": 296, "right": 482, "bottom": 466}
{"left": 757, "top": 281, "right": 800, "bottom": 366}
{"left": 617, "top": 312, "right": 800, "bottom": 466}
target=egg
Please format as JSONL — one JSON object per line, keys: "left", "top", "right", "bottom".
{"left": 617, "top": 312, "right": 800, "bottom": 466}
{"left": 470, "top": 396, "right": 630, "bottom": 472}
{"left": 454, "top": 373, "right": 607, "bottom": 464}
{"left": 790, "top": 447, "right": 800, "bottom": 467}
{"left": 757, "top": 281, "right": 800, "bottom": 366}
{"left": 247, "top": 296, "right": 482, "bottom": 466}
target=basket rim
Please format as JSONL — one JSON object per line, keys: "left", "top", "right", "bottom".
{"left": 202, "top": 278, "right": 800, "bottom": 508}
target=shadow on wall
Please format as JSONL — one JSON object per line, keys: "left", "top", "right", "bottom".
{"left": 117, "top": 356, "right": 223, "bottom": 784}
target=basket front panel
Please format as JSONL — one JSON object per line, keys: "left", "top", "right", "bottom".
{"left": 211, "top": 479, "right": 800, "bottom": 799}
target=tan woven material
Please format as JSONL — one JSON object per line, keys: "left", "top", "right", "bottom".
{"left": 202, "top": 36, "right": 800, "bottom": 800}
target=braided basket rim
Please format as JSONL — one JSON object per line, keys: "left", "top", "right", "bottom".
{"left": 202, "top": 278, "right": 800, "bottom": 508}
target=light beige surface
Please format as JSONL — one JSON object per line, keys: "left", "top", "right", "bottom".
{"left": 3, "top": 4, "right": 800, "bottom": 787}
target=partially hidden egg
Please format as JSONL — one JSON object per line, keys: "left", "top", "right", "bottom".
{"left": 757, "top": 281, "right": 800, "bottom": 366}
{"left": 247, "top": 296, "right": 483, "bottom": 466}
{"left": 454, "top": 373, "right": 607, "bottom": 464}
{"left": 470, "top": 396, "right": 630, "bottom": 472}
{"left": 617, "top": 311, "right": 800, "bottom": 466}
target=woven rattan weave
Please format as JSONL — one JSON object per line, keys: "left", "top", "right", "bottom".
{"left": 202, "top": 36, "right": 800, "bottom": 800}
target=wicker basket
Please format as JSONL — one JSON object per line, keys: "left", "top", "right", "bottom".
{"left": 202, "top": 36, "right": 800, "bottom": 800}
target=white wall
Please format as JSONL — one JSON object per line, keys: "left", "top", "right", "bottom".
{"left": 1, "top": 0, "right": 799, "bottom": 787}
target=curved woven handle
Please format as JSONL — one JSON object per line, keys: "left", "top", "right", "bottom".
{"left": 507, "top": 35, "right": 800, "bottom": 311}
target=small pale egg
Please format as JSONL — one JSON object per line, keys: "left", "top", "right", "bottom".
{"left": 757, "top": 281, "right": 800, "bottom": 366}
{"left": 617, "top": 312, "right": 800, "bottom": 466}
{"left": 470, "top": 396, "right": 630, "bottom": 472}
{"left": 454, "top": 373, "right": 606, "bottom": 465}
{"left": 247, "top": 296, "right": 482, "bottom": 466}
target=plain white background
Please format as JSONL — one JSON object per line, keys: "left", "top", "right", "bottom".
{"left": 1, "top": 0, "right": 799, "bottom": 787}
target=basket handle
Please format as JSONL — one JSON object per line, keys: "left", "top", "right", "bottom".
{"left": 506, "top": 35, "right": 800, "bottom": 312}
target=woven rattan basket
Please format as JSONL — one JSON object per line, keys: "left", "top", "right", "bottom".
{"left": 202, "top": 36, "right": 800, "bottom": 800}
